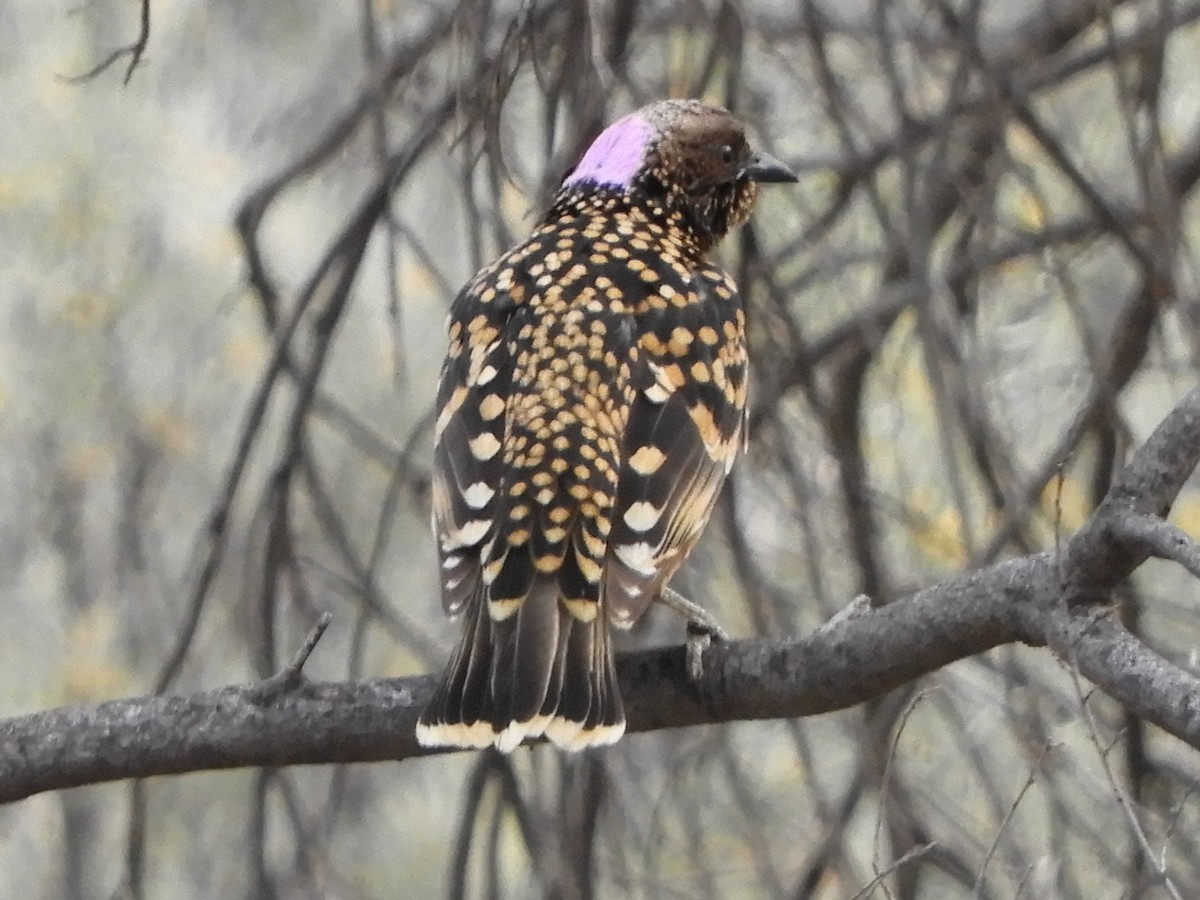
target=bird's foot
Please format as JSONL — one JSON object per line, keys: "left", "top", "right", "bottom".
{"left": 658, "top": 587, "right": 728, "bottom": 679}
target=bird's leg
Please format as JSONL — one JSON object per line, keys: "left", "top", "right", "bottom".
{"left": 658, "top": 586, "right": 728, "bottom": 679}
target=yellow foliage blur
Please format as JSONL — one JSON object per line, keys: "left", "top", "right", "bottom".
{"left": 60, "top": 605, "right": 132, "bottom": 703}
{"left": 142, "top": 407, "right": 197, "bottom": 457}
{"left": 0, "top": 172, "right": 26, "bottom": 208}
{"left": 1005, "top": 122, "right": 1042, "bottom": 162}
{"left": 400, "top": 259, "right": 438, "bottom": 297}
{"left": 498, "top": 178, "right": 533, "bottom": 229}
{"left": 59, "top": 293, "right": 112, "bottom": 330}
{"left": 1014, "top": 188, "right": 1048, "bottom": 231}
{"left": 908, "top": 488, "right": 968, "bottom": 567}
{"left": 197, "top": 226, "right": 242, "bottom": 265}
{"left": 877, "top": 308, "right": 938, "bottom": 417}
{"left": 1040, "top": 473, "right": 1089, "bottom": 532}
{"left": 63, "top": 442, "right": 115, "bottom": 483}
{"left": 1005, "top": 124, "right": 1051, "bottom": 232}
{"left": 222, "top": 328, "right": 268, "bottom": 375}
{"left": 54, "top": 205, "right": 98, "bottom": 243}
{"left": 1171, "top": 491, "right": 1200, "bottom": 538}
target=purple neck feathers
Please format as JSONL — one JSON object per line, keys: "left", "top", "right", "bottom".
{"left": 563, "top": 113, "right": 655, "bottom": 189}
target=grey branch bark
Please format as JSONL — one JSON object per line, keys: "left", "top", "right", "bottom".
{"left": 4, "top": 386, "right": 1200, "bottom": 806}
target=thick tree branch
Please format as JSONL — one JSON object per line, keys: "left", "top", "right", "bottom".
{"left": 1063, "top": 382, "right": 1200, "bottom": 602}
{"left": 0, "top": 557, "right": 1027, "bottom": 806}
{"left": 3, "top": 387, "right": 1200, "bottom": 805}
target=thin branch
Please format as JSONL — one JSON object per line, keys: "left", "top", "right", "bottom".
{"left": 61, "top": 0, "right": 151, "bottom": 85}
{"left": 850, "top": 843, "right": 938, "bottom": 900}
{"left": 872, "top": 690, "right": 928, "bottom": 896}
{"left": 972, "top": 742, "right": 1057, "bottom": 898}
{"left": 283, "top": 613, "right": 332, "bottom": 684}
{"left": 1072, "top": 670, "right": 1185, "bottom": 899}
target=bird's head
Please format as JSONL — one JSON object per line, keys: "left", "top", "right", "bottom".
{"left": 561, "top": 99, "right": 796, "bottom": 248}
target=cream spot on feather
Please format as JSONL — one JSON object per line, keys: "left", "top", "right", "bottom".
{"left": 614, "top": 541, "right": 657, "bottom": 575}
{"left": 463, "top": 482, "right": 495, "bottom": 509}
{"left": 479, "top": 394, "right": 505, "bottom": 420}
{"left": 622, "top": 501, "right": 662, "bottom": 532}
{"left": 469, "top": 433, "right": 501, "bottom": 460}
{"left": 628, "top": 445, "right": 666, "bottom": 475}
{"left": 444, "top": 518, "right": 490, "bottom": 550}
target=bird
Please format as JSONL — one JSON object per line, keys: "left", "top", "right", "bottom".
{"left": 417, "top": 99, "right": 796, "bottom": 753}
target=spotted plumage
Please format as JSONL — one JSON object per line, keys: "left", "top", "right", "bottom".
{"left": 418, "top": 99, "right": 796, "bottom": 752}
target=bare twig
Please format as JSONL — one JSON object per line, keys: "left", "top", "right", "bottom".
{"left": 851, "top": 843, "right": 938, "bottom": 900}
{"left": 1071, "top": 671, "right": 1185, "bottom": 899}
{"left": 61, "top": 0, "right": 151, "bottom": 84}
{"left": 871, "top": 689, "right": 928, "bottom": 896}
{"left": 972, "top": 742, "right": 1058, "bottom": 897}
{"left": 283, "top": 612, "right": 333, "bottom": 685}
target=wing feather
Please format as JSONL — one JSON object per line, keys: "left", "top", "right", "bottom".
{"left": 431, "top": 259, "right": 528, "bottom": 615}
{"left": 605, "top": 270, "right": 747, "bottom": 624}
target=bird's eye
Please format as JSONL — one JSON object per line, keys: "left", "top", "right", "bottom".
{"left": 719, "top": 145, "right": 735, "bottom": 165}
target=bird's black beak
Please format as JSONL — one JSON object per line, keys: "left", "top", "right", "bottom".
{"left": 742, "top": 151, "right": 797, "bottom": 183}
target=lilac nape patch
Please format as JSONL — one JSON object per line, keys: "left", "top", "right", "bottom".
{"left": 563, "top": 113, "right": 654, "bottom": 189}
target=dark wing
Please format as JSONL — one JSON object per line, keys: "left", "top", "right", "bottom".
{"left": 431, "top": 256, "right": 530, "bottom": 616}
{"left": 603, "top": 266, "right": 748, "bottom": 625}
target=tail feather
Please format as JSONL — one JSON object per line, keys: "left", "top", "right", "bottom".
{"left": 419, "top": 584, "right": 496, "bottom": 749}
{"left": 536, "top": 608, "right": 574, "bottom": 720}
{"left": 511, "top": 580, "right": 564, "bottom": 723}
{"left": 417, "top": 579, "right": 626, "bottom": 753}
{"left": 454, "top": 589, "right": 495, "bottom": 731}
{"left": 543, "top": 613, "right": 594, "bottom": 749}
{"left": 586, "top": 621, "right": 624, "bottom": 739}
{"left": 492, "top": 579, "right": 560, "bottom": 752}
